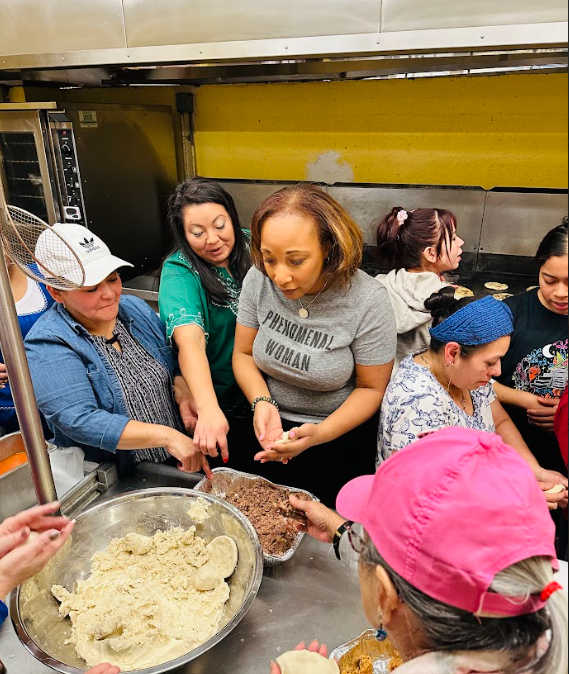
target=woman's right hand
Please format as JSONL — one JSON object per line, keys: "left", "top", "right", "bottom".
{"left": 193, "top": 407, "right": 230, "bottom": 461}
{"left": 253, "top": 402, "right": 284, "bottom": 451}
{"left": 165, "top": 430, "right": 213, "bottom": 479}
{"left": 289, "top": 495, "right": 346, "bottom": 544}
{"left": 270, "top": 641, "right": 329, "bottom": 674}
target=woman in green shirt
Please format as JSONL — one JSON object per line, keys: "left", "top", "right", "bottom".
{"left": 159, "top": 178, "right": 254, "bottom": 469}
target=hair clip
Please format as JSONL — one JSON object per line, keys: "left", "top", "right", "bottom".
{"left": 397, "top": 210, "right": 409, "bottom": 227}
{"left": 541, "top": 581, "right": 563, "bottom": 602}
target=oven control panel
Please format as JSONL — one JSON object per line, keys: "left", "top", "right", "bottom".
{"left": 49, "top": 116, "right": 87, "bottom": 225}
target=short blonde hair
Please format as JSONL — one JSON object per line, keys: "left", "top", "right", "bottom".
{"left": 250, "top": 184, "right": 363, "bottom": 289}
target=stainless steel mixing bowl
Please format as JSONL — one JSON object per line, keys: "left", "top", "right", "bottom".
{"left": 11, "top": 488, "right": 264, "bottom": 673}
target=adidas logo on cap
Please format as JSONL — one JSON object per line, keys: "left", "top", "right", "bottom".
{"left": 79, "top": 237, "right": 101, "bottom": 254}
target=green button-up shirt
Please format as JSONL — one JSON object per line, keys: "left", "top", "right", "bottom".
{"left": 159, "top": 244, "right": 250, "bottom": 417}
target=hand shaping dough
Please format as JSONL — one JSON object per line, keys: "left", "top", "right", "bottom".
{"left": 546, "top": 484, "right": 566, "bottom": 495}
{"left": 277, "top": 651, "right": 340, "bottom": 674}
{"left": 193, "top": 536, "right": 239, "bottom": 591}
{"left": 275, "top": 432, "right": 292, "bottom": 445}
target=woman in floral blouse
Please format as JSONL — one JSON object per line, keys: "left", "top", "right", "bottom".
{"left": 378, "top": 289, "right": 568, "bottom": 510}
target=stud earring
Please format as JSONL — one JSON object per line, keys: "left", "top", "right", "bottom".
{"left": 375, "top": 610, "right": 387, "bottom": 642}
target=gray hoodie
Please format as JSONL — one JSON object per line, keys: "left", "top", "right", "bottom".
{"left": 376, "top": 268, "right": 449, "bottom": 372}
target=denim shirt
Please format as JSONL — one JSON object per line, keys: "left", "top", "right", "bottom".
{"left": 25, "top": 296, "right": 178, "bottom": 474}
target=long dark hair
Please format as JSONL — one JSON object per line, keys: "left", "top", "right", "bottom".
{"left": 376, "top": 207, "right": 457, "bottom": 270}
{"left": 167, "top": 178, "right": 251, "bottom": 305}
{"left": 535, "top": 217, "right": 568, "bottom": 269}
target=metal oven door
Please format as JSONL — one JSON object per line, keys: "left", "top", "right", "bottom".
{"left": 0, "top": 105, "right": 59, "bottom": 224}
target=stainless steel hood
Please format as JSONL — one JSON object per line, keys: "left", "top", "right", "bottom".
{"left": 0, "top": 0, "right": 567, "bottom": 73}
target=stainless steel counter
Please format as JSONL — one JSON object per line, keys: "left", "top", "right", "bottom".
{"left": 0, "top": 463, "right": 369, "bottom": 674}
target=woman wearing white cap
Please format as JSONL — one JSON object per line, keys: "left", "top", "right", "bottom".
{"left": 25, "top": 224, "right": 210, "bottom": 478}
{"left": 270, "top": 428, "right": 568, "bottom": 674}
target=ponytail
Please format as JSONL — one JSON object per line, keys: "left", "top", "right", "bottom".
{"left": 376, "top": 207, "right": 408, "bottom": 268}
{"left": 376, "top": 207, "right": 457, "bottom": 271}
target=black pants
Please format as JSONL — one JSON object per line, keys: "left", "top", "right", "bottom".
{"left": 207, "top": 413, "right": 264, "bottom": 476}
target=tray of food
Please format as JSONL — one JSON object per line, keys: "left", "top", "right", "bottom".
{"left": 330, "top": 630, "right": 404, "bottom": 673}
{"left": 195, "top": 468, "right": 317, "bottom": 567}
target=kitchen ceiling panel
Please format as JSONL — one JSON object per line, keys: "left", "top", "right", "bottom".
{"left": 382, "top": 0, "right": 568, "bottom": 32}
{"left": 122, "top": 0, "right": 381, "bottom": 47}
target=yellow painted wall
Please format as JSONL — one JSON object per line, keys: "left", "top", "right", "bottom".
{"left": 194, "top": 73, "right": 569, "bottom": 190}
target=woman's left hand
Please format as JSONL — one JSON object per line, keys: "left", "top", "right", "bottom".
{"left": 178, "top": 396, "right": 199, "bottom": 434}
{"left": 255, "top": 424, "right": 321, "bottom": 463}
{"left": 270, "top": 641, "right": 329, "bottom": 674}
{"left": 527, "top": 397, "right": 559, "bottom": 432}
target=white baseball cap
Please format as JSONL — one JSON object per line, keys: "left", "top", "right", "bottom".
{"left": 35, "top": 223, "right": 133, "bottom": 287}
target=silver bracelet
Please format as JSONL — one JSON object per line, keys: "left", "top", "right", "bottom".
{"left": 251, "top": 396, "right": 280, "bottom": 413}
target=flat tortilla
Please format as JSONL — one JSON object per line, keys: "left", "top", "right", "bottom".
{"left": 277, "top": 651, "right": 340, "bottom": 674}
{"left": 485, "top": 282, "right": 509, "bottom": 291}
{"left": 493, "top": 293, "right": 514, "bottom": 301}
{"left": 454, "top": 286, "right": 474, "bottom": 299}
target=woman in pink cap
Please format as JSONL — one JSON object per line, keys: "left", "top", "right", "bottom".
{"left": 271, "top": 428, "right": 568, "bottom": 674}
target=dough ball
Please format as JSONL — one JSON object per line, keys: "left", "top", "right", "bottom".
{"left": 275, "top": 432, "right": 292, "bottom": 445}
{"left": 124, "top": 533, "right": 153, "bottom": 555}
{"left": 546, "top": 484, "right": 566, "bottom": 495}
{"left": 193, "top": 563, "right": 223, "bottom": 591}
{"left": 277, "top": 650, "right": 339, "bottom": 674}
{"left": 206, "top": 536, "right": 238, "bottom": 578}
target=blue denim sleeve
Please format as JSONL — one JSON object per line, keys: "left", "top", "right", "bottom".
{"left": 26, "top": 336, "right": 130, "bottom": 452}
{"left": 0, "top": 599, "right": 7, "bottom": 626}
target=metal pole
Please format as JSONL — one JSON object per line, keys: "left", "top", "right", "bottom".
{"left": 0, "top": 242, "right": 57, "bottom": 504}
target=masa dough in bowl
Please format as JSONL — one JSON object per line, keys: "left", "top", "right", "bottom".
{"left": 52, "top": 526, "right": 237, "bottom": 671}
{"left": 277, "top": 650, "right": 340, "bottom": 673}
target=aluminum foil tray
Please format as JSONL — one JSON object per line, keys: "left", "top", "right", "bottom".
{"left": 330, "top": 630, "right": 403, "bottom": 673}
{"left": 195, "top": 467, "right": 317, "bottom": 567}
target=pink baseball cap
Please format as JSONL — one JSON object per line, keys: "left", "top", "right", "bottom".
{"left": 337, "top": 427, "right": 559, "bottom": 618}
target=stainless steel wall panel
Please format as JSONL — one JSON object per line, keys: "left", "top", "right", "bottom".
{"left": 382, "top": 0, "right": 568, "bottom": 32}
{"left": 122, "top": 0, "right": 381, "bottom": 47}
{"left": 328, "top": 186, "right": 487, "bottom": 249}
{"left": 0, "top": 0, "right": 126, "bottom": 56}
{"left": 216, "top": 181, "right": 286, "bottom": 229}
{"left": 479, "top": 192, "right": 569, "bottom": 256}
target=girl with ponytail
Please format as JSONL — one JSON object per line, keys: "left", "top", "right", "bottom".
{"left": 376, "top": 208, "right": 464, "bottom": 371}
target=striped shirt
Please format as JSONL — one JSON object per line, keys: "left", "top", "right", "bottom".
{"left": 92, "top": 319, "right": 184, "bottom": 463}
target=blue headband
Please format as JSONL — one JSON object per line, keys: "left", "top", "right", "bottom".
{"left": 430, "top": 295, "right": 514, "bottom": 346}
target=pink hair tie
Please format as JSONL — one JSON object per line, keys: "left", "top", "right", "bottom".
{"left": 541, "top": 581, "right": 563, "bottom": 602}
{"left": 397, "top": 210, "right": 409, "bottom": 227}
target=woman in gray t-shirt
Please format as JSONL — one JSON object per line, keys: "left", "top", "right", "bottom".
{"left": 233, "top": 184, "right": 396, "bottom": 505}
